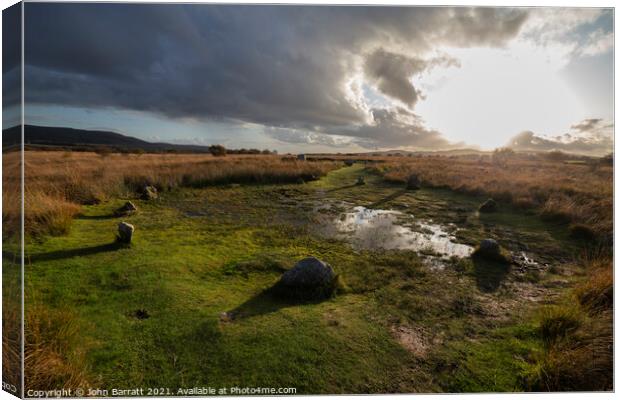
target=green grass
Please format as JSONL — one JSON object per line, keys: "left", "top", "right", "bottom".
{"left": 23, "top": 165, "right": 584, "bottom": 393}
{"left": 435, "top": 324, "right": 541, "bottom": 392}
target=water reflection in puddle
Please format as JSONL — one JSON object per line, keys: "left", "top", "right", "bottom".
{"left": 331, "top": 206, "right": 473, "bottom": 258}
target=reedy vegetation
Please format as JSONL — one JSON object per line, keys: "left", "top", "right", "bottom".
{"left": 525, "top": 254, "right": 612, "bottom": 391}
{"left": 2, "top": 151, "right": 338, "bottom": 237}
{"left": 367, "top": 155, "right": 612, "bottom": 238}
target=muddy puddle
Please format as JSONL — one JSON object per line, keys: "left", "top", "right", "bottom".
{"left": 324, "top": 206, "right": 473, "bottom": 260}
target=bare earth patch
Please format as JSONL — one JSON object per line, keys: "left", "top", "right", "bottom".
{"left": 391, "top": 325, "right": 430, "bottom": 359}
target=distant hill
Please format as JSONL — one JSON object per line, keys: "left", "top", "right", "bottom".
{"left": 2, "top": 125, "right": 212, "bottom": 153}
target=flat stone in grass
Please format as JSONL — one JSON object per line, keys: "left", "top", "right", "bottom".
{"left": 114, "top": 201, "right": 137, "bottom": 216}
{"left": 117, "top": 221, "right": 134, "bottom": 244}
{"left": 478, "top": 198, "right": 498, "bottom": 213}
{"left": 406, "top": 174, "right": 421, "bottom": 190}
{"left": 275, "top": 257, "right": 336, "bottom": 300}
{"left": 141, "top": 185, "right": 158, "bottom": 200}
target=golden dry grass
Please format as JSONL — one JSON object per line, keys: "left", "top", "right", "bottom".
{"left": 3, "top": 151, "right": 339, "bottom": 236}
{"left": 24, "top": 301, "right": 93, "bottom": 392}
{"left": 366, "top": 155, "right": 612, "bottom": 237}
{"left": 2, "top": 285, "right": 21, "bottom": 395}
{"left": 526, "top": 256, "right": 613, "bottom": 391}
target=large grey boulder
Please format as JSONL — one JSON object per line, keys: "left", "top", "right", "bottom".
{"left": 141, "top": 185, "right": 158, "bottom": 201}
{"left": 479, "top": 198, "right": 497, "bottom": 213}
{"left": 406, "top": 174, "right": 421, "bottom": 190}
{"left": 276, "top": 257, "right": 335, "bottom": 300}
{"left": 117, "top": 222, "right": 134, "bottom": 244}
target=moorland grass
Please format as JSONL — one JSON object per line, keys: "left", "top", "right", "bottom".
{"left": 523, "top": 256, "right": 613, "bottom": 391}
{"left": 8, "top": 155, "right": 613, "bottom": 393}
{"left": 3, "top": 151, "right": 339, "bottom": 237}
{"left": 364, "top": 155, "right": 612, "bottom": 238}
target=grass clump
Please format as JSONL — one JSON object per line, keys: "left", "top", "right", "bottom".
{"left": 524, "top": 311, "right": 612, "bottom": 391}
{"left": 574, "top": 257, "right": 613, "bottom": 313}
{"left": 538, "top": 305, "right": 582, "bottom": 347}
{"left": 568, "top": 223, "right": 596, "bottom": 241}
{"left": 524, "top": 257, "right": 612, "bottom": 391}
{"left": 24, "top": 302, "right": 94, "bottom": 392}
{"left": 2, "top": 284, "right": 22, "bottom": 396}
{"left": 450, "top": 293, "right": 482, "bottom": 317}
{"left": 25, "top": 192, "right": 81, "bottom": 236}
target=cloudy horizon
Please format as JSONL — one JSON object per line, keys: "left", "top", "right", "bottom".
{"left": 4, "top": 4, "right": 614, "bottom": 155}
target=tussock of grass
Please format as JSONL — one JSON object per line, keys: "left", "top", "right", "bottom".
{"left": 525, "top": 311, "right": 612, "bottom": 391}
{"left": 24, "top": 302, "right": 94, "bottom": 392}
{"left": 537, "top": 305, "right": 582, "bottom": 347}
{"left": 574, "top": 258, "right": 613, "bottom": 313}
{"left": 524, "top": 257, "right": 612, "bottom": 391}
{"left": 25, "top": 191, "right": 81, "bottom": 236}
{"left": 450, "top": 294, "right": 482, "bottom": 317}
{"left": 568, "top": 223, "right": 596, "bottom": 241}
{"left": 2, "top": 285, "right": 22, "bottom": 396}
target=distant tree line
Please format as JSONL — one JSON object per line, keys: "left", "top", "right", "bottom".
{"left": 208, "top": 145, "right": 278, "bottom": 156}
{"left": 22, "top": 143, "right": 279, "bottom": 157}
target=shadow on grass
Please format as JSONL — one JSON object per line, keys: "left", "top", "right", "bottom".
{"left": 368, "top": 188, "right": 408, "bottom": 209}
{"left": 2, "top": 250, "right": 22, "bottom": 263}
{"left": 28, "top": 242, "right": 124, "bottom": 263}
{"left": 472, "top": 256, "right": 511, "bottom": 292}
{"left": 326, "top": 183, "right": 359, "bottom": 193}
{"left": 228, "top": 287, "right": 323, "bottom": 320}
{"left": 76, "top": 214, "right": 117, "bottom": 220}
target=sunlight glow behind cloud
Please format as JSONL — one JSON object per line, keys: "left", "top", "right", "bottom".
{"left": 415, "top": 44, "right": 585, "bottom": 149}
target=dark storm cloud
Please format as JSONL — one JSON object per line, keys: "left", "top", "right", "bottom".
{"left": 364, "top": 49, "right": 459, "bottom": 107}
{"left": 507, "top": 118, "right": 613, "bottom": 156}
{"left": 3, "top": 3, "right": 21, "bottom": 113}
{"left": 24, "top": 4, "right": 529, "bottom": 147}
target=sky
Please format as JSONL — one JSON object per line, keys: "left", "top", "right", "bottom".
{"left": 3, "top": 4, "right": 615, "bottom": 155}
